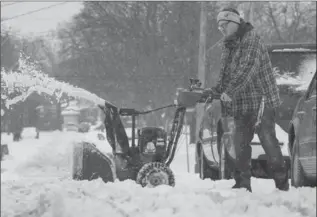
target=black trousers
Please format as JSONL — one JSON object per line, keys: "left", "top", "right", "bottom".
{"left": 231, "top": 107, "right": 288, "bottom": 186}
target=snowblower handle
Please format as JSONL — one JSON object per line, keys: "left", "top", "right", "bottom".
{"left": 190, "top": 87, "right": 205, "bottom": 91}
{"left": 211, "top": 92, "right": 221, "bottom": 100}
{"left": 119, "top": 104, "right": 176, "bottom": 116}
{"left": 188, "top": 78, "right": 221, "bottom": 100}
{"left": 189, "top": 78, "right": 202, "bottom": 88}
{"left": 119, "top": 108, "right": 141, "bottom": 116}
{"left": 201, "top": 88, "right": 221, "bottom": 101}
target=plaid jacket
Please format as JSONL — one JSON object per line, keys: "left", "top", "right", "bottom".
{"left": 215, "top": 30, "right": 281, "bottom": 117}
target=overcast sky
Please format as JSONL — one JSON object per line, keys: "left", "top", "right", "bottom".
{"left": 1, "top": 2, "right": 83, "bottom": 36}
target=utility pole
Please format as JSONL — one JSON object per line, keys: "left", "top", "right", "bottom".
{"left": 195, "top": 1, "right": 207, "bottom": 139}
{"left": 249, "top": 2, "right": 254, "bottom": 23}
{"left": 244, "top": 2, "right": 253, "bottom": 22}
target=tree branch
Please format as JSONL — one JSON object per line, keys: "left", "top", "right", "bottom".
{"left": 267, "top": 3, "right": 285, "bottom": 42}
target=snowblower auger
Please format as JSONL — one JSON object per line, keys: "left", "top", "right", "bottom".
{"left": 72, "top": 78, "right": 216, "bottom": 187}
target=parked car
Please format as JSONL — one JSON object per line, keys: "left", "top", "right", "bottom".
{"left": 288, "top": 71, "right": 316, "bottom": 187}
{"left": 195, "top": 101, "right": 290, "bottom": 180}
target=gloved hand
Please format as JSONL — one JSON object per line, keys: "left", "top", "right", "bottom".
{"left": 220, "top": 92, "right": 232, "bottom": 102}
{"left": 202, "top": 87, "right": 218, "bottom": 99}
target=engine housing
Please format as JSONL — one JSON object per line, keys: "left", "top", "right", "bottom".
{"left": 138, "top": 127, "right": 167, "bottom": 161}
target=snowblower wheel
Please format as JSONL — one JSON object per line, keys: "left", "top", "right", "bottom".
{"left": 136, "top": 162, "right": 175, "bottom": 188}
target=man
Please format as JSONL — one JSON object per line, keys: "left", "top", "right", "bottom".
{"left": 212, "top": 8, "right": 289, "bottom": 192}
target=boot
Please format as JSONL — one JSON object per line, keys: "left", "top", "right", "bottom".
{"left": 241, "top": 184, "right": 252, "bottom": 192}
{"left": 232, "top": 172, "right": 252, "bottom": 192}
{"left": 274, "top": 171, "right": 289, "bottom": 191}
{"left": 232, "top": 182, "right": 240, "bottom": 189}
{"left": 232, "top": 182, "right": 252, "bottom": 192}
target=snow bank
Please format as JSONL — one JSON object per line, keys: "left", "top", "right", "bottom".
{"left": 296, "top": 56, "right": 316, "bottom": 91}
{"left": 1, "top": 174, "right": 316, "bottom": 217}
{"left": 2, "top": 131, "right": 113, "bottom": 178}
{"left": 1, "top": 131, "right": 316, "bottom": 217}
{"left": 2, "top": 131, "right": 73, "bottom": 178}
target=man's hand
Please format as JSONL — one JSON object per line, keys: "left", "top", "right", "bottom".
{"left": 202, "top": 88, "right": 214, "bottom": 98}
{"left": 220, "top": 92, "right": 232, "bottom": 102}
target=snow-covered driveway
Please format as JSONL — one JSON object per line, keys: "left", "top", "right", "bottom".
{"left": 1, "top": 131, "right": 316, "bottom": 217}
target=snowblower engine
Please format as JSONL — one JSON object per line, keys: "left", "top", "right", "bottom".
{"left": 72, "top": 78, "right": 211, "bottom": 188}
{"left": 138, "top": 127, "right": 167, "bottom": 159}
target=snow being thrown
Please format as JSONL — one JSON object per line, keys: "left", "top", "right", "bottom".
{"left": 1, "top": 53, "right": 105, "bottom": 117}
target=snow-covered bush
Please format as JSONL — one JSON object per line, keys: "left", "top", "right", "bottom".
{"left": 1, "top": 53, "right": 105, "bottom": 117}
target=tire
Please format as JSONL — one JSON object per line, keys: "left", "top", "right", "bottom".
{"left": 136, "top": 162, "right": 175, "bottom": 187}
{"left": 219, "top": 140, "right": 231, "bottom": 180}
{"left": 291, "top": 139, "right": 309, "bottom": 187}
{"left": 72, "top": 142, "right": 116, "bottom": 183}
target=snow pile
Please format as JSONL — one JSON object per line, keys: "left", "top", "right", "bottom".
{"left": 296, "top": 56, "right": 316, "bottom": 91}
{"left": 1, "top": 133, "right": 44, "bottom": 178}
{"left": 1, "top": 131, "right": 316, "bottom": 217}
{"left": 4, "top": 130, "right": 114, "bottom": 178}
{"left": 276, "top": 73, "right": 304, "bottom": 86}
{"left": 1, "top": 173, "right": 316, "bottom": 217}
{"left": 2, "top": 131, "right": 72, "bottom": 178}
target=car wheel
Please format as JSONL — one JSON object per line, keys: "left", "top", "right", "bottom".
{"left": 291, "top": 139, "right": 309, "bottom": 187}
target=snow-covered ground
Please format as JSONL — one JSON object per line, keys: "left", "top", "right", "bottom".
{"left": 1, "top": 129, "right": 316, "bottom": 217}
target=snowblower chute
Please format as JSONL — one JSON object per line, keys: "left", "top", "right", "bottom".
{"left": 72, "top": 78, "right": 218, "bottom": 187}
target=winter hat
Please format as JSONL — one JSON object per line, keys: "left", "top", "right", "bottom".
{"left": 217, "top": 8, "right": 241, "bottom": 24}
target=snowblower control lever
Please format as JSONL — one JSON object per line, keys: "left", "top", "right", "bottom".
{"left": 189, "top": 78, "right": 202, "bottom": 91}
{"left": 175, "top": 78, "right": 222, "bottom": 107}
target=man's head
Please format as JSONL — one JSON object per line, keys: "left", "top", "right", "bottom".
{"left": 217, "top": 8, "right": 241, "bottom": 37}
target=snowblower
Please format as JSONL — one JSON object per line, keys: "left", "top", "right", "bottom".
{"left": 72, "top": 78, "right": 220, "bottom": 187}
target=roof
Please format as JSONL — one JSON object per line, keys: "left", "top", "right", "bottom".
{"left": 266, "top": 43, "right": 317, "bottom": 53}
